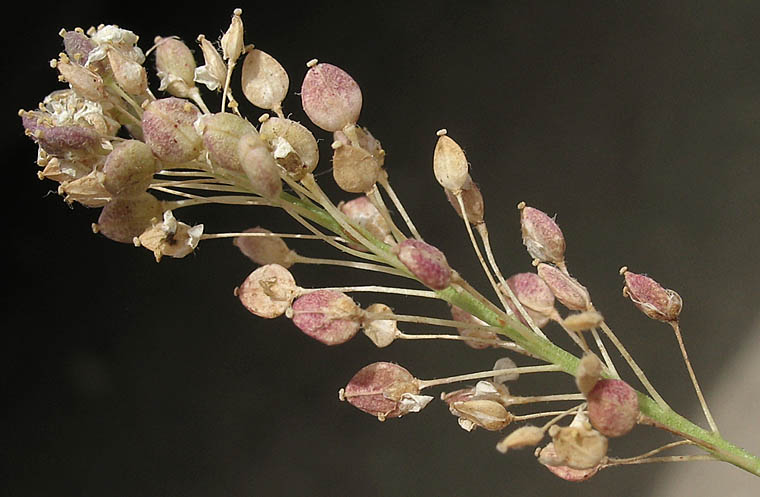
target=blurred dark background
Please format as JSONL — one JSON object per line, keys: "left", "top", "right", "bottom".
{"left": 5, "top": 1, "right": 760, "bottom": 496}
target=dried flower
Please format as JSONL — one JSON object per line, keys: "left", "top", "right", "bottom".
{"left": 542, "top": 423, "right": 608, "bottom": 470}
{"left": 136, "top": 210, "right": 203, "bottom": 261}
{"left": 258, "top": 117, "right": 319, "bottom": 179}
{"left": 575, "top": 352, "right": 603, "bottom": 396}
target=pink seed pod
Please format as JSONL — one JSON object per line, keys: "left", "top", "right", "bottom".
{"left": 622, "top": 269, "right": 682, "bottom": 322}
{"left": 339, "top": 195, "right": 394, "bottom": 247}
{"left": 241, "top": 49, "right": 289, "bottom": 113}
{"left": 537, "top": 263, "right": 591, "bottom": 311}
{"left": 153, "top": 36, "right": 197, "bottom": 98}
{"left": 259, "top": 117, "right": 319, "bottom": 179}
{"left": 238, "top": 132, "right": 283, "bottom": 199}
{"left": 236, "top": 264, "right": 297, "bottom": 319}
{"left": 94, "top": 192, "right": 163, "bottom": 243}
{"left": 103, "top": 140, "right": 158, "bottom": 197}
{"left": 505, "top": 272, "right": 556, "bottom": 328}
{"left": 433, "top": 133, "right": 469, "bottom": 192}
{"left": 291, "top": 290, "right": 361, "bottom": 345}
{"left": 233, "top": 227, "right": 296, "bottom": 268}
{"left": 341, "top": 362, "right": 424, "bottom": 420}
{"left": 520, "top": 205, "right": 566, "bottom": 265}
{"left": 301, "top": 62, "right": 362, "bottom": 132}
{"left": 394, "top": 239, "right": 452, "bottom": 290}
{"left": 538, "top": 443, "right": 601, "bottom": 482}
{"left": 142, "top": 97, "right": 202, "bottom": 163}
{"left": 587, "top": 379, "right": 639, "bottom": 437}
{"left": 450, "top": 305, "right": 498, "bottom": 349}
{"left": 199, "top": 112, "right": 258, "bottom": 172}
{"left": 331, "top": 142, "right": 380, "bottom": 193}
{"left": 21, "top": 111, "right": 101, "bottom": 156}
{"left": 444, "top": 174, "right": 484, "bottom": 225}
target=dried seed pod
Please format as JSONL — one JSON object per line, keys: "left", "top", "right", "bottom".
{"left": 575, "top": 352, "right": 603, "bottom": 396}
{"left": 136, "top": 210, "right": 203, "bottom": 261}
{"left": 241, "top": 49, "right": 289, "bottom": 113}
{"left": 59, "top": 169, "right": 109, "bottom": 207}
{"left": 450, "top": 305, "right": 498, "bottom": 349}
{"left": 291, "top": 290, "right": 362, "bottom": 345}
{"left": 445, "top": 174, "right": 484, "bottom": 224}
{"left": 331, "top": 142, "right": 380, "bottom": 193}
{"left": 493, "top": 357, "right": 519, "bottom": 384}
{"left": 450, "top": 399, "right": 512, "bottom": 432}
{"left": 341, "top": 362, "right": 430, "bottom": 420}
{"left": 107, "top": 47, "right": 148, "bottom": 95}
{"left": 496, "top": 425, "right": 545, "bottom": 453}
{"left": 221, "top": 8, "right": 245, "bottom": 62}
{"left": 237, "top": 132, "right": 282, "bottom": 199}
{"left": 537, "top": 443, "right": 601, "bottom": 481}
{"left": 562, "top": 310, "right": 604, "bottom": 333}
{"left": 236, "top": 264, "right": 297, "bottom": 319}
{"left": 442, "top": 380, "right": 511, "bottom": 407}
{"left": 54, "top": 54, "right": 107, "bottom": 101}
{"left": 520, "top": 205, "right": 566, "bottom": 265}
{"left": 622, "top": 269, "right": 682, "bottom": 322}
{"left": 338, "top": 195, "right": 394, "bottom": 247}
{"left": 199, "top": 112, "right": 258, "bottom": 172}
{"left": 505, "top": 272, "right": 556, "bottom": 328}
{"left": 194, "top": 34, "right": 227, "bottom": 91}
{"left": 394, "top": 239, "right": 452, "bottom": 290}
{"left": 259, "top": 117, "right": 319, "bottom": 179}
{"left": 154, "top": 36, "right": 197, "bottom": 98}
{"left": 362, "top": 303, "right": 398, "bottom": 348}
{"left": 587, "top": 379, "right": 639, "bottom": 437}
{"left": 22, "top": 111, "right": 101, "bottom": 156}
{"left": 537, "top": 263, "right": 591, "bottom": 311}
{"left": 142, "top": 97, "right": 202, "bottom": 163}
{"left": 94, "top": 192, "right": 163, "bottom": 243}
{"left": 103, "top": 139, "right": 158, "bottom": 197}
{"left": 301, "top": 62, "right": 362, "bottom": 132}
{"left": 233, "top": 227, "right": 296, "bottom": 268}
{"left": 433, "top": 133, "right": 469, "bottom": 192}
{"left": 544, "top": 424, "right": 608, "bottom": 470}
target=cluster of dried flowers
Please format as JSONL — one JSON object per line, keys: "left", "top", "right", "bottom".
{"left": 20, "top": 8, "right": 760, "bottom": 481}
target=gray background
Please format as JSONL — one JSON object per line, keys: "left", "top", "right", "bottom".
{"left": 6, "top": 1, "right": 760, "bottom": 495}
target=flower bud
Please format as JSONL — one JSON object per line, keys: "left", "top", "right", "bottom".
{"left": 291, "top": 290, "right": 362, "bottom": 345}
{"left": 241, "top": 49, "right": 289, "bottom": 113}
{"left": 496, "top": 425, "right": 545, "bottom": 453}
{"left": 362, "top": 303, "right": 398, "bottom": 348}
{"left": 154, "top": 36, "right": 197, "bottom": 98}
{"left": 575, "top": 352, "right": 603, "bottom": 396}
{"left": 237, "top": 132, "right": 282, "bottom": 199}
{"left": 103, "top": 140, "right": 157, "bottom": 197}
{"left": 445, "top": 174, "right": 484, "bottom": 224}
{"left": 142, "top": 98, "right": 202, "bottom": 163}
{"left": 136, "top": 210, "right": 203, "bottom": 261}
{"left": 340, "top": 362, "right": 430, "bottom": 420}
{"left": 394, "top": 239, "right": 452, "bottom": 290}
{"left": 505, "top": 272, "right": 556, "bottom": 328}
{"left": 450, "top": 399, "right": 512, "bottom": 431}
{"left": 450, "top": 305, "right": 498, "bottom": 349}
{"left": 236, "top": 264, "right": 297, "bottom": 319}
{"left": 338, "top": 195, "right": 394, "bottom": 247}
{"left": 22, "top": 111, "right": 101, "bottom": 156}
{"left": 433, "top": 133, "right": 469, "bottom": 192}
{"left": 331, "top": 141, "right": 380, "bottom": 193}
{"left": 107, "top": 47, "right": 148, "bottom": 95}
{"left": 537, "top": 443, "right": 601, "bottom": 481}
{"left": 233, "top": 227, "right": 296, "bottom": 268}
{"left": 543, "top": 423, "right": 608, "bottom": 470}
{"left": 301, "top": 62, "right": 362, "bottom": 132}
{"left": 537, "top": 263, "right": 591, "bottom": 311}
{"left": 54, "top": 54, "right": 107, "bottom": 101}
{"left": 259, "top": 117, "right": 319, "bottom": 179}
{"left": 94, "top": 192, "right": 163, "bottom": 243}
{"left": 519, "top": 204, "right": 566, "bottom": 265}
{"left": 622, "top": 269, "right": 682, "bottom": 322}
{"left": 198, "top": 112, "right": 258, "bottom": 172}
{"left": 587, "top": 379, "right": 639, "bottom": 437}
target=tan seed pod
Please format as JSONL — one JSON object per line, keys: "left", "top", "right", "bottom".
{"left": 259, "top": 117, "right": 318, "bottom": 179}
{"left": 433, "top": 134, "right": 469, "bottom": 192}
{"left": 236, "top": 264, "right": 297, "bottom": 319}
{"left": 451, "top": 399, "right": 512, "bottom": 432}
{"left": 362, "top": 303, "right": 398, "bottom": 348}
{"left": 444, "top": 174, "right": 484, "bottom": 224}
{"left": 562, "top": 310, "right": 604, "bottom": 333}
{"left": 233, "top": 227, "right": 296, "bottom": 268}
{"left": 59, "top": 169, "right": 109, "bottom": 207}
{"left": 103, "top": 140, "right": 158, "bottom": 197}
{"left": 575, "top": 352, "right": 603, "bottom": 396}
{"left": 153, "top": 36, "right": 197, "bottom": 98}
{"left": 332, "top": 142, "right": 380, "bottom": 193}
{"left": 496, "top": 425, "right": 545, "bottom": 453}
{"left": 221, "top": 8, "right": 245, "bottom": 62}
{"left": 545, "top": 424, "right": 608, "bottom": 470}
{"left": 241, "top": 49, "right": 289, "bottom": 113}
{"left": 107, "top": 47, "right": 148, "bottom": 95}
{"left": 54, "top": 54, "right": 107, "bottom": 101}
{"left": 238, "top": 133, "right": 282, "bottom": 199}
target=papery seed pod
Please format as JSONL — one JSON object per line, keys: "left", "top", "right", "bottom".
{"left": 394, "top": 239, "right": 452, "bottom": 290}
{"left": 450, "top": 305, "right": 498, "bottom": 349}
{"left": 137, "top": 210, "right": 203, "bottom": 262}
{"left": 259, "top": 117, "right": 319, "bottom": 179}
{"left": 199, "top": 112, "right": 258, "bottom": 172}
{"left": 59, "top": 169, "right": 109, "bottom": 207}
{"left": 341, "top": 362, "right": 429, "bottom": 420}
{"left": 236, "top": 263, "right": 297, "bottom": 319}
{"left": 291, "top": 290, "right": 361, "bottom": 345}
{"left": 338, "top": 195, "right": 394, "bottom": 247}
{"left": 442, "top": 380, "right": 511, "bottom": 407}
{"left": 237, "top": 132, "right": 282, "bottom": 199}
{"left": 505, "top": 272, "right": 556, "bottom": 328}
{"left": 575, "top": 352, "right": 603, "bottom": 396}
{"left": 537, "top": 443, "right": 601, "bottom": 481}
{"left": 544, "top": 424, "right": 608, "bottom": 470}
{"left": 622, "top": 270, "right": 682, "bottom": 322}
{"left": 103, "top": 140, "right": 158, "bottom": 197}
{"left": 445, "top": 174, "right": 484, "bottom": 224}
{"left": 562, "top": 311, "right": 604, "bottom": 333}
{"left": 194, "top": 35, "right": 227, "bottom": 91}
{"left": 233, "top": 227, "right": 296, "bottom": 268}
{"left": 107, "top": 47, "right": 148, "bottom": 95}
{"left": 433, "top": 133, "right": 469, "bottom": 192}
{"left": 334, "top": 126, "right": 385, "bottom": 168}
{"left": 331, "top": 142, "right": 380, "bottom": 193}
{"left": 22, "top": 111, "right": 101, "bottom": 156}
{"left": 153, "top": 36, "right": 197, "bottom": 98}
{"left": 362, "top": 303, "right": 398, "bottom": 348}
{"left": 94, "top": 192, "right": 163, "bottom": 243}
{"left": 451, "top": 399, "right": 513, "bottom": 432}
{"left": 493, "top": 357, "right": 519, "bottom": 384}
{"left": 520, "top": 205, "right": 566, "bottom": 265}
{"left": 142, "top": 98, "right": 202, "bottom": 163}
{"left": 301, "top": 62, "right": 362, "bottom": 132}
{"left": 587, "top": 379, "right": 639, "bottom": 438}
{"left": 537, "top": 263, "right": 591, "bottom": 311}
{"left": 221, "top": 8, "right": 245, "bottom": 62}
{"left": 241, "top": 49, "right": 289, "bottom": 113}
{"left": 496, "top": 425, "right": 545, "bottom": 453}
{"left": 54, "top": 54, "right": 107, "bottom": 101}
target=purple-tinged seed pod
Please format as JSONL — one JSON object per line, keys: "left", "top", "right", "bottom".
{"left": 537, "top": 263, "right": 591, "bottom": 311}
{"left": 21, "top": 111, "right": 101, "bottom": 156}
{"left": 538, "top": 443, "right": 600, "bottom": 481}
{"left": 587, "top": 379, "right": 639, "bottom": 438}
{"left": 394, "top": 239, "right": 452, "bottom": 290}
{"left": 103, "top": 140, "right": 158, "bottom": 197}
{"left": 55, "top": 55, "right": 107, "bottom": 102}
{"left": 107, "top": 47, "right": 148, "bottom": 95}
{"left": 622, "top": 270, "right": 682, "bottom": 322}
{"left": 142, "top": 97, "right": 202, "bottom": 163}
{"left": 341, "top": 362, "right": 420, "bottom": 419}
{"left": 154, "top": 36, "right": 197, "bottom": 97}
{"left": 505, "top": 272, "right": 556, "bottom": 327}
{"left": 520, "top": 205, "right": 566, "bottom": 265}
{"left": 291, "top": 290, "right": 361, "bottom": 345}
{"left": 236, "top": 264, "right": 297, "bottom": 319}
{"left": 233, "top": 227, "right": 296, "bottom": 268}
{"left": 445, "top": 174, "right": 484, "bottom": 224}
{"left": 199, "top": 112, "right": 258, "bottom": 172}
{"left": 237, "top": 133, "right": 282, "bottom": 199}
{"left": 95, "top": 192, "right": 163, "bottom": 243}
{"left": 339, "top": 195, "right": 394, "bottom": 248}
{"left": 301, "top": 62, "right": 362, "bottom": 132}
